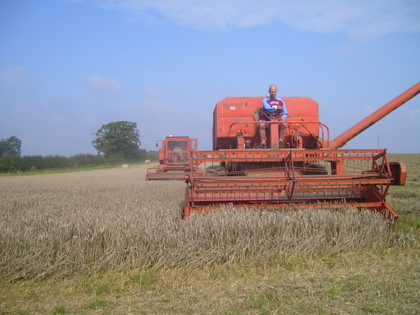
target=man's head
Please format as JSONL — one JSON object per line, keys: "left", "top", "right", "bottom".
{"left": 268, "top": 84, "right": 277, "bottom": 98}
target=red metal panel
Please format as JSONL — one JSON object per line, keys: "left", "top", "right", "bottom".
{"left": 213, "top": 97, "right": 320, "bottom": 150}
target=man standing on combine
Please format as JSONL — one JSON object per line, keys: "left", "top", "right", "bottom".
{"left": 256, "top": 84, "right": 288, "bottom": 148}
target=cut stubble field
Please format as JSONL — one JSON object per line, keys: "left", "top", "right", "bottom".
{"left": 1, "top": 154, "right": 419, "bottom": 314}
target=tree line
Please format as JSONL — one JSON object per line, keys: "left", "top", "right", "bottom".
{"left": 1, "top": 121, "right": 157, "bottom": 173}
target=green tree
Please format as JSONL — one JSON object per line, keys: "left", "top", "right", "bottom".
{"left": 92, "top": 121, "right": 141, "bottom": 159}
{"left": 0, "top": 136, "right": 22, "bottom": 157}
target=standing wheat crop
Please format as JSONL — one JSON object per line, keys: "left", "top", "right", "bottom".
{"left": 0, "top": 166, "right": 395, "bottom": 281}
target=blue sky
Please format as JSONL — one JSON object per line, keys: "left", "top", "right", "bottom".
{"left": 1, "top": 0, "right": 419, "bottom": 155}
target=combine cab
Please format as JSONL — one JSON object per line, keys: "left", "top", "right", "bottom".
{"left": 146, "top": 136, "right": 199, "bottom": 180}
{"left": 183, "top": 82, "right": 419, "bottom": 220}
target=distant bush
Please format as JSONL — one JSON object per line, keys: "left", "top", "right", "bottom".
{"left": 0, "top": 156, "right": 17, "bottom": 172}
{"left": 68, "top": 154, "right": 107, "bottom": 168}
{"left": 0, "top": 150, "right": 158, "bottom": 173}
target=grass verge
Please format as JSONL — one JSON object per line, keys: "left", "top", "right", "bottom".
{"left": 1, "top": 244, "right": 418, "bottom": 314}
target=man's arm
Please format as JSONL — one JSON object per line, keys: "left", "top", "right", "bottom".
{"left": 262, "top": 97, "right": 275, "bottom": 113}
{"left": 281, "top": 99, "right": 288, "bottom": 120}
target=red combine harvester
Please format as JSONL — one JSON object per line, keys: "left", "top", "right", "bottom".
{"left": 146, "top": 136, "right": 199, "bottom": 180}
{"left": 183, "top": 82, "right": 420, "bottom": 220}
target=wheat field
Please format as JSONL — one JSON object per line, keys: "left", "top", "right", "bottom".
{"left": 1, "top": 155, "right": 419, "bottom": 314}
{"left": 0, "top": 164, "right": 407, "bottom": 282}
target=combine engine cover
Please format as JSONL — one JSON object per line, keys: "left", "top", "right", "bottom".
{"left": 213, "top": 97, "right": 328, "bottom": 150}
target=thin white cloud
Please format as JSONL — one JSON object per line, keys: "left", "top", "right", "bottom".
{"left": 98, "top": 0, "right": 420, "bottom": 38}
{"left": 0, "top": 66, "right": 34, "bottom": 87}
{"left": 86, "top": 74, "right": 121, "bottom": 92}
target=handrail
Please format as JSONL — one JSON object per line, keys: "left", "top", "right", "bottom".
{"left": 227, "top": 119, "right": 330, "bottom": 147}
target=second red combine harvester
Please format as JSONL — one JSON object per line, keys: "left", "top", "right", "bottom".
{"left": 183, "top": 82, "right": 420, "bottom": 220}
{"left": 146, "top": 136, "right": 199, "bottom": 180}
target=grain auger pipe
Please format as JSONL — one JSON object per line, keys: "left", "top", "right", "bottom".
{"left": 327, "top": 82, "right": 420, "bottom": 150}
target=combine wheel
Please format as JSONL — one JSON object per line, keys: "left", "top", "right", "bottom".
{"left": 205, "top": 165, "right": 226, "bottom": 176}
{"left": 389, "top": 162, "right": 406, "bottom": 185}
{"left": 303, "top": 164, "right": 328, "bottom": 175}
{"left": 225, "top": 162, "right": 246, "bottom": 176}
